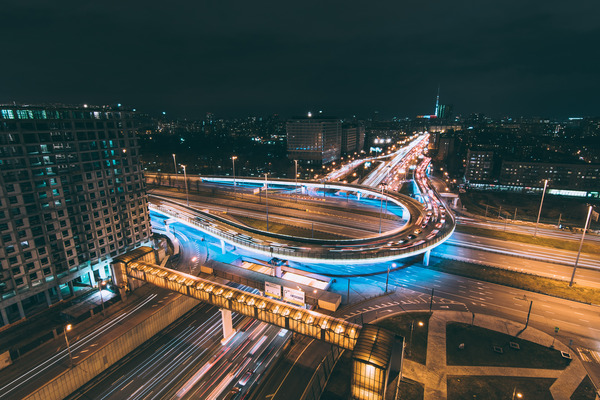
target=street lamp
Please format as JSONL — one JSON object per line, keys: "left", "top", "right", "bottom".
{"left": 182, "top": 165, "right": 189, "bottom": 206}
{"left": 534, "top": 179, "right": 548, "bottom": 237}
{"left": 265, "top": 173, "right": 269, "bottom": 231}
{"left": 386, "top": 263, "right": 396, "bottom": 293}
{"left": 378, "top": 184, "right": 385, "bottom": 234}
{"left": 294, "top": 159, "right": 299, "bottom": 202}
{"left": 512, "top": 387, "right": 523, "bottom": 399}
{"left": 232, "top": 156, "right": 237, "bottom": 199}
{"left": 64, "top": 324, "right": 73, "bottom": 366}
{"left": 191, "top": 256, "right": 197, "bottom": 275}
{"left": 570, "top": 205, "right": 593, "bottom": 287}
{"left": 172, "top": 154, "right": 177, "bottom": 174}
{"left": 98, "top": 281, "right": 106, "bottom": 316}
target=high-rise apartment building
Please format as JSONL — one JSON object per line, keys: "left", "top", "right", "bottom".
{"left": 286, "top": 117, "right": 341, "bottom": 165}
{"left": 465, "top": 150, "right": 495, "bottom": 182}
{"left": 0, "top": 104, "right": 152, "bottom": 326}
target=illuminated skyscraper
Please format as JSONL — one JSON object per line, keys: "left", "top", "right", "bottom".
{"left": 286, "top": 116, "right": 341, "bottom": 165}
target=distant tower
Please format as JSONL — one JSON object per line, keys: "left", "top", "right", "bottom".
{"left": 434, "top": 86, "right": 440, "bottom": 117}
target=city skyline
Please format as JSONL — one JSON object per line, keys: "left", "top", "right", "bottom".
{"left": 2, "top": 1, "right": 599, "bottom": 119}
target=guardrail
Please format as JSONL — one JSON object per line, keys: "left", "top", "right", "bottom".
{"left": 149, "top": 201, "right": 455, "bottom": 264}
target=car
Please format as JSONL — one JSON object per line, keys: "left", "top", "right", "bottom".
{"left": 413, "top": 229, "right": 422, "bottom": 235}
{"left": 238, "top": 371, "right": 253, "bottom": 386}
{"left": 407, "top": 234, "right": 416, "bottom": 240}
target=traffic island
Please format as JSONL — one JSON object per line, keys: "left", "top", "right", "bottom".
{"left": 447, "top": 322, "right": 571, "bottom": 369}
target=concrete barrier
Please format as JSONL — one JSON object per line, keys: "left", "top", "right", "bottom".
{"left": 23, "top": 295, "right": 199, "bottom": 400}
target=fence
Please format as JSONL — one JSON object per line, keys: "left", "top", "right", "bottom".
{"left": 300, "top": 345, "right": 345, "bottom": 400}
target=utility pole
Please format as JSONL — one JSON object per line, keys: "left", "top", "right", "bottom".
{"left": 570, "top": 205, "right": 593, "bottom": 287}
{"left": 514, "top": 208, "right": 517, "bottom": 221}
{"left": 429, "top": 288, "right": 434, "bottom": 312}
{"left": 534, "top": 179, "right": 548, "bottom": 237}
{"left": 525, "top": 300, "right": 533, "bottom": 328}
{"left": 172, "top": 153, "right": 177, "bottom": 174}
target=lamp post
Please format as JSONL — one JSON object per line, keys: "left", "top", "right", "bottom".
{"left": 98, "top": 281, "right": 106, "bottom": 316}
{"left": 294, "top": 159, "right": 298, "bottom": 202}
{"left": 265, "top": 173, "right": 269, "bottom": 231}
{"left": 512, "top": 387, "right": 523, "bottom": 399}
{"left": 191, "top": 256, "right": 197, "bottom": 275}
{"left": 64, "top": 324, "right": 73, "bottom": 366}
{"left": 182, "top": 165, "right": 189, "bottom": 206}
{"left": 232, "top": 156, "right": 237, "bottom": 199}
{"left": 385, "top": 263, "right": 395, "bottom": 293}
{"left": 570, "top": 205, "right": 593, "bottom": 287}
{"left": 534, "top": 179, "right": 548, "bottom": 237}
{"left": 378, "top": 184, "right": 385, "bottom": 234}
{"left": 172, "top": 154, "right": 177, "bottom": 174}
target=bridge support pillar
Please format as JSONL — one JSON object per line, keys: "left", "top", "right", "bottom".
{"left": 220, "top": 239, "right": 226, "bottom": 254}
{"left": 1, "top": 307, "right": 8, "bottom": 326}
{"left": 220, "top": 309, "right": 236, "bottom": 345}
{"left": 274, "top": 265, "right": 282, "bottom": 278}
{"left": 356, "top": 192, "right": 361, "bottom": 201}
{"left": 423, "top": 249, "right": 431, "bottom": 266}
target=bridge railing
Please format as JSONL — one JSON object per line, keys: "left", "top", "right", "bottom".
{"left": 150, "top": 203, "right": 454, "bottom": 262}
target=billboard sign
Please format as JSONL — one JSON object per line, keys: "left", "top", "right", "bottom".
{"left": 283, "top": 287, "right": 305, "bottom": 306}
{"left": 265, "top": 282, "right": 282, "bottom": 299}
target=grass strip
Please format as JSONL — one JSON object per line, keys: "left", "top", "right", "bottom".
{"left": 422, "top": 259, "right": 600, "bottom": 304}
{"left": 455, "top": 225, "right": 600, "bottom": 254}
{"left": 375, "top": 312, "right": 431, "bottom": 365}
{"left": 231, "top": 215, "right": 349, "bottom": 240}
{"left": 447, "top": 322, "right": 570, "bottom": 369}
{"left": 447, "top": 376, "right": 555, "bottom": 400}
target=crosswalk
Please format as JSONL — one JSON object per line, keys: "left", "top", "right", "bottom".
{"left": 342, "top": 297, "right": 464, "bottom": 319}
{"left": 577, "top": 347, "right": 600, "bottom": 364}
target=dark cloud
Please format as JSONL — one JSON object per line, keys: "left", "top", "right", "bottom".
{"left": 1, "top": 0, "right": 599, "bottom": 118}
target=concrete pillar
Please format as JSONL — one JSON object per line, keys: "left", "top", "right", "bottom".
{"left": 301, "top": 186, "right": 306, "bottom": 194}
{"left": 89, "top": 270, "right": 97, "bottom": 287}
{"left": 68, "top": 281, "right": 74, "bottom": 296}
{"left": 356, "top": 192, "right": 361, "bottom": 201}
{"left": 17, "top": 301, "right": 25, "bottom": 320}
{"left": 44, "top": 290, "right": 52, "bottom": 307}
{"left": 220, "top": 239, "right": 226, "bottom": 254}
{"left": 423, "top": 249, "right": 431, "bottom": 266}
{"left": 1, "top": 307, "right": 9, "bottom": 326}
{"left": 220, "top": 309, "right": 236, "bottom": 345}
{"left": 99, "top": 265, "right": 107, "bottom": 279}
{"left": 274, "top": 265, "right": 282, "bottom": 278}
{"left": 57, "top": 284, "right": 63, "bottom": 301}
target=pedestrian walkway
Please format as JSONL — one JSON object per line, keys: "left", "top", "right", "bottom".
{"left": 399, "top": 311, "right": 590, "bottom": 400}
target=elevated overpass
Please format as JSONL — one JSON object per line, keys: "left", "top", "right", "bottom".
{"left": 148, "top": 175, "right": 455, "bottom": 265}
{"left": 113, "top": 255, "right": 400, "bottom": 400}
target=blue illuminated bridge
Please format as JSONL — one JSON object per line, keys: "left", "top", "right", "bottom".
{"left": 148, "top": 174, "right": 455, "bottom": 265}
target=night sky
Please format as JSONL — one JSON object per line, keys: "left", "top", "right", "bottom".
{"left": 2, "top": 0, "right": 599, "bottom": 119}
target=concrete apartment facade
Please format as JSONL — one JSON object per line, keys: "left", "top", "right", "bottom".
{"left": 0, "top": 105, "right": 152, "bottom": 326}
